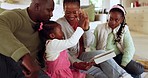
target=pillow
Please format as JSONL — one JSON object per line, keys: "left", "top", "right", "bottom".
{"left": 5, "top": 0, "right": 19, "bottom": 4}
{"left": 81, "top": 4, "right": 95, "bottom": 22}
{"left": 0, "top": 8, "right": 5, "bottom": 13}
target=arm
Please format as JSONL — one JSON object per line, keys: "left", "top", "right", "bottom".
{"left": 0, "top": 10, "right": 40, "bottom": 78}
{"left": 79, "top": 9, "right": 95, "bottom": 48}
{"left": 83, "top": 29, "right": 95, "bottom": 48}
{"left": 68, "top": 53, "right": 94, "bottom": 71}
{"left": 0, "top": 10, "right": 29, "bottom": 62}
{"left": 46, "top": 27, "right": 84, "bottom": 53}
{"left": 21, "top": 53, "right": 40, "bottom": 78}
{"left": 121, "top": 29, "right": 135, "bottom": 67}
{"left": 90, "top": 26, "right": 98, "bottom": 51}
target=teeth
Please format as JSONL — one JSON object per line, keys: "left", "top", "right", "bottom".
{"left": 69, "top": 18, "right": 74, "bottom": 20}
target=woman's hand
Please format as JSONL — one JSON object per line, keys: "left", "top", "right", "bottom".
{"left": 73, "top": 61, "right": 95, "bottom": 71}
{"left": 78, "top": 9, "right": 90, "bottom": 31}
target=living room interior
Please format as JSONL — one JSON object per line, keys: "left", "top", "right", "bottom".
{"left": 0, "top": 0, "right": 148, "bottom": 78}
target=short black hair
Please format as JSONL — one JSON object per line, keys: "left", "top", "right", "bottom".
{"left": 63, "top": 0, "right": 80, "bottom": 8}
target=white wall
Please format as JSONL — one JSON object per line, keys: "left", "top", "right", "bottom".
{"left": 0, "top": 0, "right": 30, "bottom": 9}
{"left": 102, "top": 0, "right": 120, "bottom": 9}
{"left": 80, "top": 0, "right": 89, "bottom": 6}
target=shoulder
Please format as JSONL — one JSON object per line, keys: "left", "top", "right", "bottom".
{"left": 56, "top": 17, "right": 66, "bottom": 24}
{"left": 0, "top": 9, "right": 26, "bottom": 21}
{"left": 95, "top": 23, "right": 108, "bottom": 32}
{"left": 123, "top": 25, "right": 129, "bottom": 33}
{"left": 1, "top": 9, "right": 24, "bottom": 16}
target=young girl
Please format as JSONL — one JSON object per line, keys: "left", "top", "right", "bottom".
{"left": 93, "top": 4, "right": 144, "bottom": 78}
{"left": 39, "top": 21, "right": 94, "bottom": 78}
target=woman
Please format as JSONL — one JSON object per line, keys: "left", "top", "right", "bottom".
{"left": 93, "top": 4, "right": 144, "bottom": 78}
{"left": 57, "top": 0, "right": 132, "bottom": 78}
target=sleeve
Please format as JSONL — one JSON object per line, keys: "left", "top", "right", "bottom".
{"left": 83, "top": 29, "right": 95, "bottom": 48}
{"left": 121, "top": 29, "right": 135, "bottom": 67}
{"left": 90, "top": 26, "right": 98, "bottom": 51}
{"left": 0, "top": 11, "right": 29, "bottom": 62}
{"left": 46, "top": 27, "right": 84, "bottom": 53}
{"left": 68, "top": 53, "right": 82, "bottom": 64}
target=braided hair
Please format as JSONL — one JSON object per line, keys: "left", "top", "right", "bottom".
{"left": 110, "top": 4, "right": 127, "bottom": 43}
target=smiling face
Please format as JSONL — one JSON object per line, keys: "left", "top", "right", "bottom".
{"left": 108, "top": 11, "right": 124, "bottom": 29}
{"left": 64, "top": 2, "right": 80, "bottom": 24}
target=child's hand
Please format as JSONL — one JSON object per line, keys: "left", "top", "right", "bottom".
{"left": 73, "top": 62, "right": 95, "bottom": 71}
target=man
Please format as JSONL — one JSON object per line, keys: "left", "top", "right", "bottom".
{"left": 0, "top": 0, "right": 54, "bottom": 78}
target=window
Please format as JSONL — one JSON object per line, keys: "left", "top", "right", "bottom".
{"left": 90, "top": 0, "right": 103, "bottom": 8}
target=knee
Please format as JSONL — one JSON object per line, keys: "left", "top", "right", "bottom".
{"left": 125, "top": 61, "right": 144, "bottom": 75}
{"left": 133, "top": 63, "right": 144, "bottom": 75}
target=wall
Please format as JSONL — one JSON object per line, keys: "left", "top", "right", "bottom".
{"left": 0, "top": 0, "right": 30, "bottom": 9}
{"left": 80, "top": 0, "right": 89, "bottom": 6}
{"left": 123, "top": 0, "right": 148, "bottom": 34}
{"left": 102, "top": 0, "right": 120, "bottom": 9}
{"left": 126, "top": 7, "right": 148, "bottom": 34}
{"left": 122, "top": 0, "right": 135, "bottom": 8}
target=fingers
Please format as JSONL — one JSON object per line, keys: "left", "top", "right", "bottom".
{"left": 78, "top": 9, "right": 89, "bottom": 30}
{"left": 22, "top": 70, "right": 31, "bottom": 78}
{"left": 21, "top": 54, "right": 40, "bottom": 78}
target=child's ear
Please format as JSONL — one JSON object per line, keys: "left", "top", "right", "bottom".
{"left": 49, "top": 33, "right": 55, "bottom": 39}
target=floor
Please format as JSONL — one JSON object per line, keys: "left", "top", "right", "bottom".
{"left": 131, "top": 31, "right": 148, "bottom": 59}
{"left": 131, "top": 31, "right": 148, "bottom": 78}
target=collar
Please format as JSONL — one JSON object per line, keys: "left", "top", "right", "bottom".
{"left": 106, "top": 24, "right": 121, "bottom": 34}
{"left": 25, "top": 7, "right": 36, "bottom": 24}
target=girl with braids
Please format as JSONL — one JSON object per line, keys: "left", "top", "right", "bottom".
{"left": 93, "top": 4, "right": 144, "bottom": 78}
{"left": 57, "top": 0, "right": 133, "bottom": 78}
{"left": 39, "top": 21, "right": 95, "bottom": 78}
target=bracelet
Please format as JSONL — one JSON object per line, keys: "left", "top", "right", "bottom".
{"left": 84, "top": 26, "right": 90, "bottom": 31}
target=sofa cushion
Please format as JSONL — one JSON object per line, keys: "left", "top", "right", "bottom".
{"left": 0, "top": 8, "right": 5, "bottom": 13}
{"left": 81, "top": 4, "right": 95, "bottom": 22}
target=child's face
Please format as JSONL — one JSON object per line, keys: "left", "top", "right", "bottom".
{"left": 53, "top": 25, "right": 64, "bottom": 39}
{"left": 108, "top": 11, "right": 124, "bottom": 29}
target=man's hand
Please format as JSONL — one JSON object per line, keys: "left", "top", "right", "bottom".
{"left": 21, "top": 53, "right": 40, "bottom": 78}
{"left": 73, "top": 62, "right": 95, "bottom": 71}
{"left": 78, "top": 9, "right": 90, "bottom": 31}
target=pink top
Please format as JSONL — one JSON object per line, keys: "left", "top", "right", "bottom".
{"left": 46, "top": 50, "right": 73, "bottom": 78}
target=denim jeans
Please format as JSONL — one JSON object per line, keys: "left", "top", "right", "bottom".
{"left": 79, "top": 50, "right": 128, "bottom": 78}
{"left": 114, "top": 53, "right": 144, "bottom": 78}
{"left": 79, "top": 50, "right": 127, "bottom": 78}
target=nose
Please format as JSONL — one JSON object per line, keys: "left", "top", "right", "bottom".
{"left": 69, "top": 13, "right": 75, "bottom": 17}
{"left": 49, "top": 11, "right": 53, "bottom": 18}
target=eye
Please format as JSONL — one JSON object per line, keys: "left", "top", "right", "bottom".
{"left": 65, "top": 11, "right": 71, "bottom": 14}
{"left": 109, "top": 18, "right": 113, "bottom": 21}
{"left": 115, "top": 19, "right": 120, "bottom": 22}
{"left": 73, "top": 11, "right": 78, "bottom": 14}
